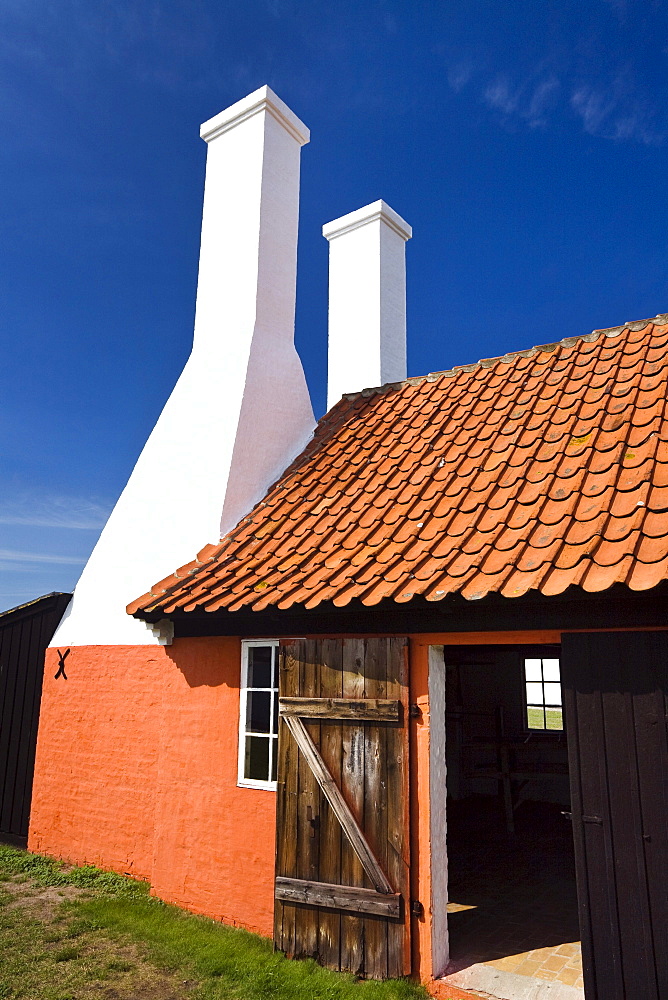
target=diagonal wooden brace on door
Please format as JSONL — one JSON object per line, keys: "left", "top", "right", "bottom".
{"left": 279, "top": 698, "right": 398, "bottom": 896}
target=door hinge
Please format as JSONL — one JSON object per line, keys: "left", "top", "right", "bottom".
{"left": 582, "top": 815, "right": 603, "bottom": 825}
{"left": 411, "top": 899, "right": 424, "bottom": 917}
{"left": 409, "top": 704, "right": 422, "bottom": 720}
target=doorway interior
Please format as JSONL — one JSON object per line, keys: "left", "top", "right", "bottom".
{"left": 431, "top": 645, "right": 583, "bottom": 998}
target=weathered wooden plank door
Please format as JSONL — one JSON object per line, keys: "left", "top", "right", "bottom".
{"left": 561, "top": 632, "right": 668, "bottom": 1000}
{"left": 274, "top": 638, "right": 410, "bottom": 979}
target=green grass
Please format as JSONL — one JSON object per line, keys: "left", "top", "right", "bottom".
{"left": 527, "top": 706, "right": 563, "bottom": 731}
{"left": 0, "top": 844, "right": 429, "bottom": 1000}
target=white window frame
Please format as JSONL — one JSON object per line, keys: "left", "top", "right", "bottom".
{"left": 524, "top": 656, "right": 564, "bottom": 732}
{"left": 237, "top": 639, "right": 279, "bottom": 790}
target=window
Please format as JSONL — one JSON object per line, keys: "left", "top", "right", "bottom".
{"left": 524, "top": 657, "right": 563, "bottom": 731}
{"left": 238, "top": 640, "right": 279, "bottom": 788}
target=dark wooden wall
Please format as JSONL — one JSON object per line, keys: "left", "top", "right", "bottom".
{"left": 562, "top": 632, "right": 668, "bottom": 1000}
{"left": 0, "top": 593, "right": 70, "bottom": 847}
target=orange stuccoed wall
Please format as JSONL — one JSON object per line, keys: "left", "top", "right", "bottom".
{"left": 29, "top": 637, "right": 277, "bottom": 936}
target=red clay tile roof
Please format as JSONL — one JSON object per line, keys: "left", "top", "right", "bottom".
{"left": 128, "top": 315, "right": 668, "bottom": 617}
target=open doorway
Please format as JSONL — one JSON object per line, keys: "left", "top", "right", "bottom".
{"left": 431, "top": 645, "right": 583, "bottom": 999}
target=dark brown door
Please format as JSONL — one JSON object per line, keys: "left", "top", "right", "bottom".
{"left": 274, "top": 638, "right": 410, "bottom": 979}
{"left": 561, "top": 632, "right": 668, "bottom": 1000}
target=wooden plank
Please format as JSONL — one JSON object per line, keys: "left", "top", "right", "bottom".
{"left": 0, "top": 621, "right": 20, "bottom": 834}
{"left": 362, "top": 639, "right": 389, "bottom": 981}
{"left": 340, "top": 638, "right": 366, "bottom": 976}
{"left": 280, "top": 697, "right": 399, "bottom": 721}
{"left": 8, "top": 610, "right": 44, "bottom": 838}
{"left": 0, "top": 620, "right": 23, "bottom": 837}
{"left": 561, "top": 663, "right": 595, "bottom": 997}
{"left": 282, "top": 713, "right": 393, "bottom": 893}
{"left": 634, "top": 644, "right": 668, "bottom": 994}
{"left": 275, "top": 877, "right": 401, "bottom": 918}
{"left": 293, "top": 639, "right": 320, "bottom": 960}
{"left": 385, "top": 637, "right": 411, "bottom": 978}
{"left": 274, "top": 640, "right": 301, "bottom": 958}
{"left": 565, "top": 634, "right": 623, "bottom": 1000}
{"left": 16, "top": 610, "right": 53, "bottom": 838}
{"left": 316, "top": 639, "right": 343, "bottom": 971}
{"left": 602, "top": 643, "right": 657, "bottom": 998}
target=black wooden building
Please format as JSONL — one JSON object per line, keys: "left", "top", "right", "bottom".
{"left": 0, "top": 593, "right": 70, "bottom": 847}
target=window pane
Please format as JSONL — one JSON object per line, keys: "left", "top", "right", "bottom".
{"left": 524, "top": 658, "right": 542, "bottom": 681}
{"left": 246, "top": 691, "right": 271, "bottom": 733}
{"left": 526, "top": 681, "right": 544, "bottom": 704}
{"left": 248, "top": 646, "right": 273, "bottom": 688}
{"left": 544, "top": 682, "right": 562, "bottom": 706}
{"left": 245, "top": 736, "right": 270, "bottom": 781}
{"left": 271, "top": 737, "right": 278, "bottom": 781}
{"left": 272, "top": 694, "right": 278, "bottom": 734}
{"left": 542, "top": 658, "right": 560, "bottom": 682}
{"left": 545, "top": 707, "right": 563, "bottom": 730}
{"left": 527, "top": 706, "right": 545, "bottom": 729}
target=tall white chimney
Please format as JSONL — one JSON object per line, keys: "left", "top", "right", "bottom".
{"left": 52, "top": 86, "right": 315, "bottom": 646}
{"left": 323, "top": 200, "right": 411, "bottom": 410}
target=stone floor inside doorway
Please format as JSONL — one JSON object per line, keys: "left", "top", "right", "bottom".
{"left": 439, "top": 798, "right": 584, "bottom": 1000}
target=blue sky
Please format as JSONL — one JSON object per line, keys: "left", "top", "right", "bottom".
{"left": 2, "top": 0, "right": 668, "bottom": 610}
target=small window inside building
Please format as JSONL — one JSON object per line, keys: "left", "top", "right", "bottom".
{"left": 238, "top": 640, "right": 279, "bottom": 788}
{"left": 524, "top": 657, "right": 563, "bottom": 731}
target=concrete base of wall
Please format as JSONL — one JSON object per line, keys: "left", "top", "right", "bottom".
{"left": 440, "top": 965, "right": 584, "bottom": 1000}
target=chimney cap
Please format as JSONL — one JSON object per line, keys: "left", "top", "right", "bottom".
{"left": 322, "top": 199, "right": 412, "bottom": 242}
{"left": 200, "top": 85, "right": 310, "bottom": 146}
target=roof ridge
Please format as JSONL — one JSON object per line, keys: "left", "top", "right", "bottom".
{"left": 342, "top": 312, "right": 668, "bottom": 402}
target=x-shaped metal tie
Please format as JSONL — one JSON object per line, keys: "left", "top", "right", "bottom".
{"left": 54, "top": 648, "right": 70, "bottom": 680}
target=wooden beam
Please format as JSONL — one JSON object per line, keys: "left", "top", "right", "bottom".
{"left": 282, "top": 714, "right": 394, "bottom": 893}
{"left": 279, "top": 697, "right": 399, "bottom": 722}
{"left": 275, "top": 877, "right": 401, "bottom": 918}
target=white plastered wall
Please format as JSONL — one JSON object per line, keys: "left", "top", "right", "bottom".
{"left": 428, "top": 644, "right": 450, "bottom": 978}
{"left": 52, "top": 87, "right": 315, "bottom": 647}
{"left": 323, "top": 200, "right": 411, "bottom": 410}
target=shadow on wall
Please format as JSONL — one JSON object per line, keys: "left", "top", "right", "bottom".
{"left": 162, "top": 635, "right": 241, "bottom": 690}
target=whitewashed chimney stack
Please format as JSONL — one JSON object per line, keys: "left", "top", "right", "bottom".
{"left": 323, "top": 200, "right": 412, "bottom": 410}
{"left": 53, "top": 86, "right": 315, "bottom": 647}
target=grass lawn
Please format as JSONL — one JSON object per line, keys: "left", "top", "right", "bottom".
{"left": 0, "top": 845, "right": 431, "bottom": 1000}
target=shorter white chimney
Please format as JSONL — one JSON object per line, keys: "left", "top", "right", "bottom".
{"left": 323, "top": 200, "right": 411, "bottom": 409}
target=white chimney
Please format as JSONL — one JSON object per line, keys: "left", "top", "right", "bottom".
{"left": 323, "top": 200, "right": 411, "bottom": 410}
{"left": 52, "top": 86, "right": 315, "bottom": 646}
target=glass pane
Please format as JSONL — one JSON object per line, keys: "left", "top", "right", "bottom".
{"left": 542, "top": 658, "right": 560, "bottom": 682}
{"left": 246, "top": 691, "right": 271, "bottom": 733}
{"left": 524, "top": 658, "right": 542, "bottom": 681}
{"left": 248, "top": 646, "right": 273, "bottom": 688}
{"left": 245, "top": 736, "right": 270, "bottom": 781}
{"left": 272, "top": 694, "right": 278, "bottom": 734}
{"left": 545, "top": 707, "right": 563, "bottom": 731}
{"left": 526, "top": 681, "right": 544, "bottom": 704}
{"left": 271, "top": 737, "right": 278, "bottom": 781}
{"left": 527, "top": 706, "right": 545, "bottom": 729}
{"left": 544, "top": 682, "right": 562, "bottom": 706}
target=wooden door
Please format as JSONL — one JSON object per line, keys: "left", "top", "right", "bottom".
{"left": 561, "top": 632, "right": 668, "bottom": 1000}
{"left": 274, "top": 638, "right": 411, "bottom": 979}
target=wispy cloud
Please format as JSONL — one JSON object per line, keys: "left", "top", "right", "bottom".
{"left": 445, "top": 48, "right": 662, "bottom": 146}
{"left": 526, "top": 76, "right": 560, "bottom": 127}
{"left": 483, "top": 76, "right": 520, "bottom": 116}
{"left": 481, "top": 73, "right": 561, "bottom": 129}
{"left": 570, "top": 82, "right": 661, "bottom": 146}
{"left": 0, "top": 549, "right": 86, "bottom": 565}
{"left": 0, "top": 494, "right": 111, "bottom": 530}
{"left": 447, "top": 61, "right": 473, "bottom": 94}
